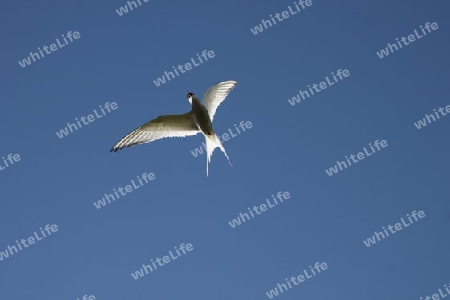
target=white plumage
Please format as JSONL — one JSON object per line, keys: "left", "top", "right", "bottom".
{"left": 110, "top": 80, "right": 238, "bottom": 176}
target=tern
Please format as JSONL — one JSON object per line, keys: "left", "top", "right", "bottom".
{"left": 110, "top": 80, "right": 238, "bottom": 176}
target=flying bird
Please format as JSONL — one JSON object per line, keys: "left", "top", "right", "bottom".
{"left": 110, "top": 80, "right": 238, "bottom": 176}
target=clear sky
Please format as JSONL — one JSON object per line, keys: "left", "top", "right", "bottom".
{"left": 1, "top": 0, "right": 450, "bottom": 299}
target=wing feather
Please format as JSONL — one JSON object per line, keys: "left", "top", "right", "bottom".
{"left": 110, "top": 112, "right": 200, "bottom": 152}
{"left": 202, "top": 80, "right": 237, "bottom": 122}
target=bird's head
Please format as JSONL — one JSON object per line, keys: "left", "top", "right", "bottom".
{"left": 186, "top": 91, "right": 195, "bottom": 104}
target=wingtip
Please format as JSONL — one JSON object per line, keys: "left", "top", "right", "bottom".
{"left": 110, "top": 146, "right": 120, "bottom": 152}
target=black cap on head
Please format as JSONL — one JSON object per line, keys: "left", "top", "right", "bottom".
{"left": 186, "top": 92, "right": 195, "bottom": 98}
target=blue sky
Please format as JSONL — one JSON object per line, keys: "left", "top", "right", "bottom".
{"left": 1, "top": 0, "right": 450, "bottom": 299}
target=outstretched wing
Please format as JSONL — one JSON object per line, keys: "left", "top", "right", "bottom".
{"left": 110, "top": 112, "right": 200, "bottom": 152}
{"left": 202, "top": 80, "right": 238, "bottom": 122}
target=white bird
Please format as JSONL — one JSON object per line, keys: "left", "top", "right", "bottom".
{"left": 110, "top": 80, "right": 238, "bottom": 176}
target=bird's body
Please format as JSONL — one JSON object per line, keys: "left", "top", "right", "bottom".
{"left": 110, "top": 80, "right": 238, "bottom": 176}
{"left": 190, "top": 96, "right": 214, "bottom": 135}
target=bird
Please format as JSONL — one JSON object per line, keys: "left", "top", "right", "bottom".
{"left": 110, "top": 80, "right": 238, "bottom": 176}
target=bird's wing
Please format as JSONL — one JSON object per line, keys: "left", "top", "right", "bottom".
{"left": 202, "top": 80, "right": 238, "bottom": 122}
{"left": 110, "top": 112, "right": 200, "bottom": 152}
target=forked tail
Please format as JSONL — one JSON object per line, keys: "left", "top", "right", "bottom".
{"left": 204, "top": 133, "right": 232, "bottom": 176}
